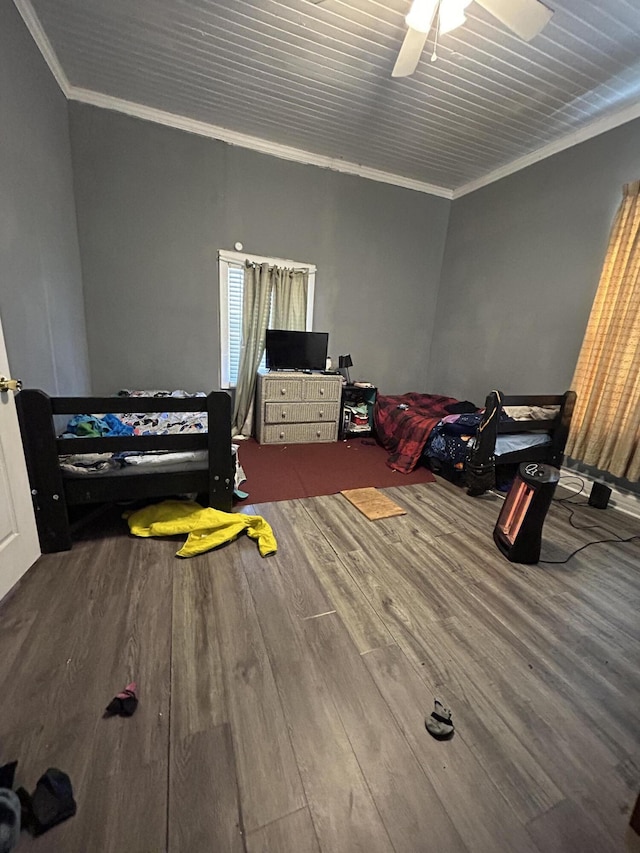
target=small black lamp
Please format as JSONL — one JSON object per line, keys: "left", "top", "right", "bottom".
{"left": 338, "top": 354, "right": 353, "bottom": 383}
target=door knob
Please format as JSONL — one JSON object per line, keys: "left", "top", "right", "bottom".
{"left": 0, "top": 376, "right": 22, "bottom": 392}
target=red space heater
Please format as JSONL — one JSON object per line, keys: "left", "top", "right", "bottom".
{"left": 494, "top": 462, "right": 560, "bottom": 564}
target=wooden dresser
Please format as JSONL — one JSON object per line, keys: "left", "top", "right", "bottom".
{"left": 256, "top": 372, "right": 343, "bottom": 444}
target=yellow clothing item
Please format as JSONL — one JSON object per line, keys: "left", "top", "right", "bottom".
{"left": 125, "top": 500, "right": 277, "bottom": 558}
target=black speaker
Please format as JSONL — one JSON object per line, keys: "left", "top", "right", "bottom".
{"left": 588, "top": 482, "right": 611, "bottom": 510}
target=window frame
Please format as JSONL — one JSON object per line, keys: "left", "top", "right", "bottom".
{"left": 218, "top": 249, "right": 317, "bottom": 389}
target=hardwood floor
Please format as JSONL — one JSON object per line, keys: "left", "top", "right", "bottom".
{"left": 2, "top": 478, "right": 639, "bottom": 852}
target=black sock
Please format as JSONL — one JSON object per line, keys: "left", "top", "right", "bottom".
{"left": 24, "top": 769, "right": 76, "bottom": 837}
{"left": 0, "top": 765, "right": 16, "bottom": 792}
{"left": 104, "top": 682, "right": 138, "bottom": 718}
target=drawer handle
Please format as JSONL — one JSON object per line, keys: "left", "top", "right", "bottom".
{"left": 280, "top": 431, "right": 285, "bottom": 439}
{"left": 280, "top": 388, "right": 286, "bottom": 395}
{"left": 319, "top": 388, "right": 324, "bottom": 395}
{"left": 281, "top": 411, "right": 287, "bottom": 418}
{"left": 319, "top": 410, "right": 324, "bottom": 417}
{"left": 316, "top": 430, "right": 321, "bottom": 437}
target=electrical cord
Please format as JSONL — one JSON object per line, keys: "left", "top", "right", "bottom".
{"left": 555, "top": 500, "right": 603, "bottom": 533}
{"left": 541, "top": 474, "right": 640, "bottom": 563}
{"left": 553, "top": 476, "right": 604, "bottom": 531}
{"left": 554, "top": 475, "right": 587, "bottom": 499}
{"left": 539, "top": 534, "right": 640, "bottom": 565}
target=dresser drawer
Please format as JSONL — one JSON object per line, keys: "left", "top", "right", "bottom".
{"left": 264, "top": 401, "right": 339, "bottom": 425}
{"left": 262, "top": 422, "right": 338, "bottom": 444}
{"left": 261, "top": 378, "right": 303, "bottom": 401}
{"left": 302, "top": 377, "right": 341, "bottom": 402}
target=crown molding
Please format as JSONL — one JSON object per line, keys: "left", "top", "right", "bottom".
{"left": 452, "top": 99, "right": 640, "bottom": 199}
{"left": 13, "top": 0, "right": 70, "bottom": 96}
{"left": 15, "top": 0, "right": 640, "bottom": 203}
{"left": 67, "top": 86, "right": 453, "bottom": 199}
{"left": 13, "top": 0, "right": 451, "bottom": 198}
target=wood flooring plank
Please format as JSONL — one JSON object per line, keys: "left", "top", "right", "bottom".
{"left": 337, "top": 543, "right": 563, "bottom": 823}
{"left": 9, "top": 712, "right": 98, "bottom": 853}
{"left": 211, "top": 545, "right": 306, "bottom": 833}
{"left": 447, "top": 536, "right": 640, "bottom": 762}
{"left": 374, "top": 482, "right": 466, "bottom": 544}
{"left": 390, "top": 478, "right": 505, "bottom": 538}
{"left": 248, "top": 498, "right": 393, "bottom": 652}
{"left": 282, "top": 498, "right": 396, "bottom": 652}
{"left": 0, "top": 609, "right": 37, "bottom": 686}
{"left": 241, "top": 547, "right": 396, "bottom": 853}
{"left": 169, "top": 725, "right": 244, "bottom": 853}
{"left": 300, "top": 612, "right": 469, "bottom": 853}
{"left": 440, "top": 616, "right": 635, "bottom": 839}
{"left": 363, "top": 521, "right": 638, "bottom": 836}
{"left": 0, "top": 545, "right": 113, "bottom": 731}
{"left": 526, "top": 799, "right": 621, "bottom": 853}
{"left": 248, "top": 499, "right": 333, "bottom": 618}
{"left": 363, "top": 644, "right": 541, "bottom": 853}
{"left": 306, "top": 552, "right": 396, "bottom": 653}
{"left": 171, "top": 562, "right": 227, "bottom": 738}
{"left": 300, "top": 494, "right": 367, "bottom": 554}
{"left": 436, "top": 527, "right": 640, "bottom": 702}
{"left": 2, "top": 483, "right": 638, "bottom": 853}
{"left": 71, "top": 760, "right": 168, "bottom": 853}
{"left": 246, "top": 808, "right": 320, "bottom": 853}
{"left": 351, "top": 520, "right": 640, "bottom": 763}
{"left": 8, "top": 532, "right": 174, "bottom": 853}
{"left": 90, "top": 536, "right": 173, "bottom": 778}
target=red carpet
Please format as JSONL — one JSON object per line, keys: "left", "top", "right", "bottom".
{"left": 234, "top": 437, "right": 435, "bottom": 504}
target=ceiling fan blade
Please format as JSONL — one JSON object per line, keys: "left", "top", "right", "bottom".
{"left": 392, "top": 27, "right": 429, "bottom": 77}
{"left": 476, "top": 0, "right": 553, "bottom": 41}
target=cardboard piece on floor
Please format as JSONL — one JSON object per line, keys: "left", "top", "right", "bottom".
{"left": 340, "top": 487, "right": 407, "bottom": 520}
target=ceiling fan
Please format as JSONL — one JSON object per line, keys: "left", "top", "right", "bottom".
{"left": 392, "top": 0, "right": 553, "bottom": 77}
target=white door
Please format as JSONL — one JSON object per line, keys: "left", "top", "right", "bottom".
{"left": 0, "top": 315, "right": 40, "bottom": 601}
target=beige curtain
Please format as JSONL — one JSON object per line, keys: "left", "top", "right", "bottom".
{"left": 232, "top": 263, "right": 308, "bottom": 437}
{"left": 272, "top": 267, "right": 308, "bottom": 330}
{"left": 232, "top": 263, "right": 273, "bottom": 437}
{"left": 566, "top": 180, "right": 640, "bottom": 481}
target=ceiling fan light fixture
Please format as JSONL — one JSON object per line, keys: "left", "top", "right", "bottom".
{"left": 438, "top": 0, "right": 470, "bottom": 34}
{"left": 393, "top": 0, "right": 553, "bottom": 79}
{"left": 405, "top": 0, "right": 439, "bottom": 33}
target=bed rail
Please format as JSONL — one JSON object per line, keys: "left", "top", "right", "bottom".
{"left": 466, "top": 390, "right": 576, "bottom": 495}
{"left": 16, "top": 389, "right": 234, "bottom": 553}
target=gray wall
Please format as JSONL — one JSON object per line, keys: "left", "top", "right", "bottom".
{"left": 0, "top": 0, "right": 89, "bottom": 394}
{"left": 428, "top": 117, "right": 640, "bottom": 407}
{"left": 69, "top": 103, "right": 450, "bottom": 396}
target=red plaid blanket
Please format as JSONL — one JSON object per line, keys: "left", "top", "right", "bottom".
{"left": 374, "top": 393, "right": 460, "bottom": 474}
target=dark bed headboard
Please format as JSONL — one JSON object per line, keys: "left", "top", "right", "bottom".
{"left": 479, "top": 390, "right": 576, "bottom": 467}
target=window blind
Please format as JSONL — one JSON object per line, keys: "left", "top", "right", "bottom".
{"left": 227, "top": 265, "right": 244, "bottom": 387}
{"left": 227, "top": 264, "right": 269, "bottom": 387}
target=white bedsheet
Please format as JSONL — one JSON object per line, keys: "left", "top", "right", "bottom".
{"left": 495, "top": 433, "right": 551, "bottom": 456}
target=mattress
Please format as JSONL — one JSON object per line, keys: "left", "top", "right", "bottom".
{"left": 495, "top": 432, "right": 551, "bottom": 456}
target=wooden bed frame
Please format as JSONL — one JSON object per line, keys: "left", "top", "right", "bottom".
{"left": 16, "top": 389, "right": 235, "bottom": 553}
{"left": 464, "top": 390, "right": 576, "bottom": 495}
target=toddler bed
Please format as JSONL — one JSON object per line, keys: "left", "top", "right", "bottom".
{"left": 375, "top": 390, "right": 576, "bottom": 495}
{"left": 16, "top": 388, "right": 236, "bottom": 553}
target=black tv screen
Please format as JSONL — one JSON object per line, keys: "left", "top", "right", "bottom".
{"left": 265, "top": 330, "right": 329, "bottom": 371}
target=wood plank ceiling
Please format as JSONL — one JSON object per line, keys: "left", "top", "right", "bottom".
{"left": 24, "top": 0, "right": 640, "bottom": 192}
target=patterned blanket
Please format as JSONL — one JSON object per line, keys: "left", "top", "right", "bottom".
{"left": 374, "top": 393, "right": 461, "bottom": 474}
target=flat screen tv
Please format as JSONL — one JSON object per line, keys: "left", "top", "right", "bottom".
{"left": 265, "top": 329, "right": 329, "bottom": 371}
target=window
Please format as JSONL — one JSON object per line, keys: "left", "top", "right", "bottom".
{"left": 218, "top": 250, "right": 316, "bottom": 388}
